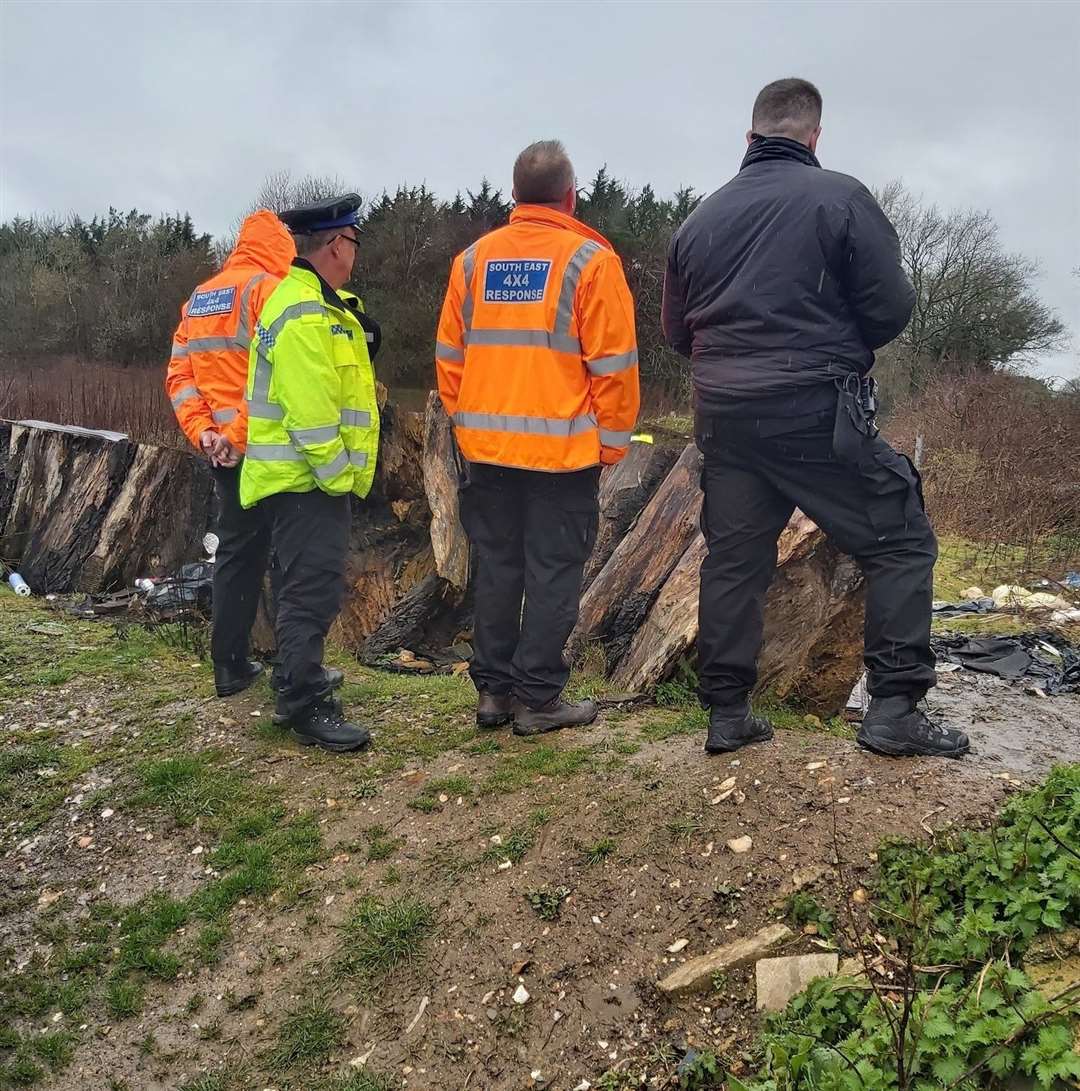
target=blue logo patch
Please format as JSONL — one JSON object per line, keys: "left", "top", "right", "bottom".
{"left": 483, "top": 259, "right": 551, "bottom": 303}
{"left": 188, "top": 286, "right": 236, "bottom": 318}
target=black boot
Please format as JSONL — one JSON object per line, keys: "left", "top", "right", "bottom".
{"left": 705, "top": 703, "right": 774, "bottom": 754}
{"left": 290, "top": 697, "right": 370, "bottom": 753}
{"left": 858, "top": 696, "right": 969, "bottom": 758}
{"left": 270, "top": 666, "right": 344, "bottom": 693}
{"left": 476, "top": 691, "right": 514, "bottom": 729}
{"left": 214, "top": 658, "right": 264, "bottom": 698}
{"left": 512, "top": 696, "right": 598, "bottom": 736}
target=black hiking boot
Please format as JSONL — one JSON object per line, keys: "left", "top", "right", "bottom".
{"left": 512, "top": 696, "right": 598, "bottom": 737}
{"left": 857, "top": 696, "right": 969, "bottom": 758}
{"left": 270, "top": 666, "right": 344, "bottom": 693}
{"left": 476, "top": 691, "right": 514, "bottom": 729}
{"left": 214, "top": 658, "right": 264, "bottom": 698}
{"left": 705, "top": 704, "right": 774, "bottom": 754}
{"left": 289, "top": 697, "right": 370, "bottom": 753}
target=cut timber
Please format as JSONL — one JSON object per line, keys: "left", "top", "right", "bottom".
{"left": 610, "top": 508, "right": 866, "bottom": 716}
{"left": 572, "top": 442, "right": 702, "bottom": 665}
{"left": 421, "top": 392, "right": 468, "bottom": 590}
{"left": 0, "top": 420, "right": 212, "bottom": 594}
{"left": 583, "top": 439, "right": 682, "bottom": 590}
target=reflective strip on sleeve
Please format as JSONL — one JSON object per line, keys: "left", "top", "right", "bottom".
{"left": 452, "top": 411, "right": 597, "bottom": 437}
{"left": 435, "top": 340, "right": 465, "bottom": 363}
{"left": 212, "top": 408, "right": 238, "bottom": 424}
{"left": 247, "top": 399, "right": 284, "bottom": 420}
{"left": 234, "top": 272, "right": 268, "bottom": 347}
{"left": 185, "top": 335, "right": 238, "bottom": 353}
{"left": 263, "top": 300, "right": 326, "bottom": 344}
{"left": 587, "top": 348, "right": 638, "bottom": 376}
{"left": 312, "top": 449, "right": 350, "bottom": 480}
{"left": 461, "top": 244, "right": 478, "bottom": 336}
{"left": 288, "top": 423, "right": 340, "bottom": 446}
{"left": 555, "top": 240, "right": 602, "bottom": 335}
{"left": 365, "top": 331, "right": 375, "bottom": 343}
{"left": 599, "top": 428, "right": 633, "bottom": 447}
{"left": 350, "top": 450, "right": 369, "bottom": 468}
{"left": 341, "top": 409, "right": 371, "bottom": 428}
{"left": 170, "top": 341, "right": 189, "bottom": 360}
{"left": 170, "top": 385, "right": 201, "bottom": 410}
{"left": 246, "top": 443, "right": 305, "bottom": 462}
{"left": 464, "top": 328, "right": 581, "bottom": 354}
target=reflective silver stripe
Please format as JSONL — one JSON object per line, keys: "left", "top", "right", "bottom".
{"left": 246, "top": 443, "right": 304, "bottom": 461}
{"left": 185, "top": 335, "right": 237, "bottom": 353}
{"left": 341, "top": 409, "right": 371, "bottom": 428}
{"left": 587, "top": 348, "right": 638, "bottom": 376}
{"left": 464, "top": 328, "right": 581, "bottom": 354}
{"left": 452, "top": 411, "right": 597, "bottom": 437}
{"left": 435, "top": 340, "right": 465, "bottom": 363}
{"left": 312, "top": 449, "right": 350, "bottom": 480}
{"left": 555, "top": 241, "right": 602, "bottom": 334}
{"left": 350, "top": 450, "right": 369, "bottom": 468}
{"left": 235, "top": 272, "right": 268, "bottom": 346}
{"left": 212, "top": 408, "right": 238, "bottom": 424}
{"left": 365, "top": 332, "right": 375, "bottom": 343}
{"left": 289, "top": 424, "right": 339, "bottom": 446}
{"left": 247, "top": 399, "right": 284, "bottom": 420}
{"left": 599, "top": 428, "right": 632, "bottom": 447}
{"left": 170, "top": 385, "right": 201, "bottom": 410}
{"left": 251, "top": 343, "right": 273, "bottom": 403}
{"left": 461, "top": 244, "right": 478, "bottom": 335}
{"left": 265, "top": 299, "right": 325, "bottom": 341}
{"left": 170, "top": 341, "right": 189, "bottom": 359}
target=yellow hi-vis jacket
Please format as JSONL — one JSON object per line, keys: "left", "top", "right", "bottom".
{"left": 239, "top": 260, "right": 380, "bottom": 508}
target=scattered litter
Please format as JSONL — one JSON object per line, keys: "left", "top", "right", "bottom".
{"left": 145, "top": 562, "right": 214, "bottom": 611}
{"left": 8, "top": 572, "right": 31, "bottom": 597}
{"left": 932, "top": 633, "right": 1079, "bottom": 694}
{"left": 667, "top": 938, "right": 690, "bottom": 954}
{"left": 405, "top": 994, "right": 430, "bottom": 1034}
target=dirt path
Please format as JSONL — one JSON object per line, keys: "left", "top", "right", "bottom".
{"left": 1, "top": 600, "right": 1073, "bottom": 1091}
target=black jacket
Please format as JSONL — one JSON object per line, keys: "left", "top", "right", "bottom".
{"left": 662, "top": 137, "right": 915, "bottom": 414}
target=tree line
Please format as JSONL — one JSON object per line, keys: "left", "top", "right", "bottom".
{"left": 0, "top": 170, "right": 1066, "bottom": 401}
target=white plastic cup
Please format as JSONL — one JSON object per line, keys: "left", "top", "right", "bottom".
{"left": 8, "top": 572, "right": 31, "bottom": 597}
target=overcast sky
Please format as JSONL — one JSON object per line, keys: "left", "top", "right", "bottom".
{"left": 2, "top": 0, "right": 1077, "bottom": 379}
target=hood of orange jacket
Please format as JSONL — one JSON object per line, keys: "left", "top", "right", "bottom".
{"left": 223, "top": 210, "right": 296, "bottom": 277}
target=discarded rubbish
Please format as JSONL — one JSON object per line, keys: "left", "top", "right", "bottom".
{"left": 931, "top": 597, "right": 997, "bottom": 619}
{"left": 134, "top": 578, "right": 156, "bottom": 593}
{"left": 1065, "top": 572, "right": 1080, "bottom": 590}
{"left": 932, "top": 633, "right": 1080, "bottom": 694}
{"left": 7, "top": 572, "right": 31, "bottom": 597}
{"left": 144, "top": 562, "right": 214, "bottom": 611}
{"left": 202, "top": 533, "right": 219, "bottom": 561}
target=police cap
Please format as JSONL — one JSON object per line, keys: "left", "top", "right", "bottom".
{"left": 279, "top": 193, "right": 362, "bottom": 235}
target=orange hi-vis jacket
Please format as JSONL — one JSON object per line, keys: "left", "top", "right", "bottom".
{"left": 435, "top": 204, "right": 640, "bottom": 471}
{"left": 166, "top": 210, "right": 295, "bottom": 453}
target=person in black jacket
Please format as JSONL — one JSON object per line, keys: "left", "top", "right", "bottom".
{"left": 662, "top": 77, "right": 969, "bottom": 760}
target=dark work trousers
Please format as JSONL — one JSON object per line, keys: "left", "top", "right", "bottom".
{"left": 458, "top": 463, "right": 600, "bottom": 709}
{"left": 696, "top": 411, "right": 938, "bottom": 708}
{"left": 210, "top": 463, "right": 277, "bottom": 667}
{"left": 262, "top": 489, "right": 351, "bottom": 721}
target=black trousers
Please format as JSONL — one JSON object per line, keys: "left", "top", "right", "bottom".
{"left": 262, "top": 489, "right": 351, "bottom": 720}
{"left": 696, "top": 411, "right": 938, "bottom": 708}
{"left": 459, "top": 463, "right": 600, "bottom": 709}
{"left": 210, "top": 464, "right": 276, "bottom": 666}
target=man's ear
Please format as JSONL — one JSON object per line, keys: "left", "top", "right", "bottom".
{"left": 808, "top": 126, "right": 822, "bottom": 154}
{"left": 746, "top": 129, "right": 755, "bottom": 145}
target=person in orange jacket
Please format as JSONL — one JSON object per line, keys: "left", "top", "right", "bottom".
{"left": 435, "top": 140, "right": 640, "bottom": 736}
{"left": 165, "top": 209, "right": 295, "bottom": 698}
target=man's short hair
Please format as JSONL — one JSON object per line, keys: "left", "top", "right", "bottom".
{"left": 751, "top": 78, "right": 823, "bottom": 140}
{"left": 293, "top": 227, "right": 338, "bottom": 258}
{"left": 513, "top": 140, "right": 575, "bottom": 204}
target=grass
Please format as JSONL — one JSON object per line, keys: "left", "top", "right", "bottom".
{"left": 365, "top": 825, "right": 399, "bottom": 862}
{"left": 270, "top": 997, "right": 344, "bottom": 1069}
{"left": 582, "top": 837, "right": 617, "bottom": 865}
{"left": 335, "top": 896, "right": 436, "bottom": 992}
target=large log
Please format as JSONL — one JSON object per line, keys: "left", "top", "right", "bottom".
{"left": 571, "top": 442, "right": 703, "bottom": 665}
{"left": 583, "top": 438, "right": 682, "bottom": 590}
{"left": 610, "top": 510, "right": 865, "bottom": 716}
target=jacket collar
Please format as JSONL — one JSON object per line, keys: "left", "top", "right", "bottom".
{"left": 740, "top": 136, "right": 821, "bottom": 172}
{"left": 509, "top": 204, "right": 614, "bottom": 251}
{"left": 291, "top": 258, "right": 348, "bottom": 310}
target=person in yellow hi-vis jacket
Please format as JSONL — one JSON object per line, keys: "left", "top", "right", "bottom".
{"left": 240, "top": 194, "right": 381, "bottom": 753}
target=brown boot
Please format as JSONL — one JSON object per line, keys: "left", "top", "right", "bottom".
{"left": 512, "top": 696, "right": 598, "bottom": 737}
{"left": 476, "top": 691, "right": 514, "bottom": 729}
